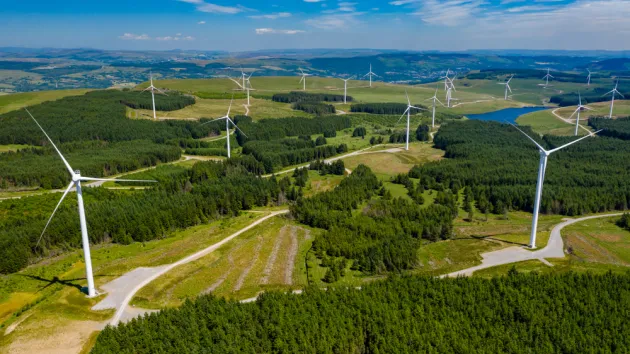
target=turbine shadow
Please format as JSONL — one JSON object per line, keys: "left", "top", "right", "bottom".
{"left": 19, "top": 274, "right": 115, "bottom": 295}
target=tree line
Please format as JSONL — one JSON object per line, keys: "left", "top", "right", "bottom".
{"left": 92, "top": 271, "right": 630, "bottom": 353}
{"left": 234, "top": 115, "right": 351, "bottom": 144}
{"left": 272, "top": 91, "right": 350, "bottom": 103}
{"left": 589, "top": 117, "right": 630, "bottom": 140}
{"left": 550, "top": 84, "right": 630, "bottom": 106}
{"left": 350, "top": 103, "right": 427, "bottom": 115}
{"left": 120, "top": 90, "right": 196, "bottom": 111}
{"left": 409, "top": 120, "right": 630, "bottom": 216}
{"left": 292, "top": 102, "right": 336, "bottom": 115}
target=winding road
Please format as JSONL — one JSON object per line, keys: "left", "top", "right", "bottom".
{"left": 551, "top": 107, "right": 592, "bottom": 134}
{"left": 445, "top": 213, "right": 623, "bottom": 277}
{"left": 93, "top": 210, "right": 289, "bottom": 326}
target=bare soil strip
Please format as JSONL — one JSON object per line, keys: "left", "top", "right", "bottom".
{"left": 234, "top": 237, "right": 263, "bottom": 291}
{"left": 285, "top": 226, "right": 299, "bottom": 285}
{"left": 261, "top": 226, "right": 286, "bottom": 284}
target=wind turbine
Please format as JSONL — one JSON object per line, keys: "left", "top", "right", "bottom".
{"left": 498, "top": 75, "right": 514, "bottom": 100}
{"left": 143, "top": 72, "right": 167, "bottom": 120}
{"left": 340, "top": 76, "right": 355, "bottom": 104}
{"left": 567, "top": 92, "right": 593, "bottom": 136}
{"left": 203, "top": 97, "right": 248, "bottom": 158}
{"left": 298, "top": 68, "right": 311, "bottom": 91}
{"left": 244, "top": 72, "right": 255, "bottom": 106}
{"left": 26, "top": 109, "right": 156, "bottom": 298}
{"left": 511, "top": 124, "right": 600, "bottom": 249}
{"left": 397, "top": 91, "right": 426, "bottom": 151}
{"left": 445, "top": 76, "right": 457, "bottom": 108}
{"left": 441, "top": 69, "right": 453, "bottom": 91}
{"left": 542, "top": 68, "right": 554, "bottom": 88}
{"left": 587, "top": 69, "right": 594, "bottom": 86}
{"left": 604, "top": 80, "right": 624, "bottom": 119}
{"left": 425, "top": 85, "right": 445, "bottom": 129}
{"left": 363, "top": 64, "right": 379, "bottom": 88}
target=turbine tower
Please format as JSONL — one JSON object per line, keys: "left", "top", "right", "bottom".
{"left": 425, "top": 85, "right": 445, "bottom": 129}
{"left": 298, "top": 68, "right": 311, "bottom": 91}
{"left": 445, "top": 76, "right": 456, "bottom": 108}
{"left": 245, "top": 72, "right": 255, "bottom": 106}
{"left": 441, "top": 69, "right": 453, "bottom": 91}
{"left": 511, "top": 124, "right": 599, "bottom": 249}
{"left": 203, "top": 97, "right": 248, "bottom": 158}
{"left": 567, "top": 92, "right": 592, "bottom": 136}
{"left": 542, "top": 68, "right": 554, "bottom": 88}
{"left": 604, "top": 80, "right": 624, "bottom": 119}
{"left": 498, "top": 75, "right": 514, "bottom": 100}
{"left": 143, "top": 72, "right": 167, "bottom": 120}
{"left": 363, "top": 64, "right": 379, "bottom": 88}
{"left": 26, "top": 109, "right": 156, "bottom": 297}
{"left": 587, "top": 69, "right": 594, "bottom": 86}
{"left": 340, "top": 76, "right": 355, "bottom": 104}
{"left": 397, "top": 91, "right": 426, "bottom": 151}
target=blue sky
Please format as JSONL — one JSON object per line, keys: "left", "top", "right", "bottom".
{"left": 2, "top": 0, "right": 630, "bottom": 51}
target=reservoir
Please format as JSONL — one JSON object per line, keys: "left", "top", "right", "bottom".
{"left": 465, "top": 107, "right": 549, "bottom": 124}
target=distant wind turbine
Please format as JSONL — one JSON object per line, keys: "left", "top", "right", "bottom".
{"left": 440, "top": 69, "right": 453, "bottom": 91}
{"left": 203, "top": 97, "right": 248, "bottom": 158}
{"left": 143, "top": 72, "right": 167, "bottom": 120}
{"left": 510, "top": 123, "right": 600, "bottom": 249}
{"left": 298, "top": 68, "right": 311, "bottom": 91}
{"left": 340, "top": 76, "right": 355, "bottom": 104}
{"left": 245, "top": 71, "right": 255, "bottom": 106}
{"left": 604, "top": 80, "right": 624, "bottom": 119}
{"left": 425, "top": 85, "right": 445, "bottom": 129}
{"left": 587, "top": 69, "right": 594, "bottom": 86}
{"left": 26, "top": 109, "right": 156, "bottom": 298}
{"left": 397, "top": 91, "right": 426, "bottom": 151}
{"left": 445, "top": 75, "right": 457, "bottom": 108}
{"left": 498, "top": 75, "right": 514, "bottom": 100}
{"left": 567, "top": 92, "right": 592, "bottom": 136}
{"left": 363, "top": 64, "right": 379, "bottom": 88}
{"left": 542, "top": 68, "right": 554, "bottom": 88}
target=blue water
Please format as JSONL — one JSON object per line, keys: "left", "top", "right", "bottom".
{"left": 466, "top": 107, "right": 548, "bottom": 124}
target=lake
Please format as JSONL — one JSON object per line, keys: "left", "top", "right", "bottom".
{"left": 465, "top": 107, "right": 549, "bottom": 124}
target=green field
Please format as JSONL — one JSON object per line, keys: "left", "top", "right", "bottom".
{"left": 0, "top": 89, "right": 91, "bottom": 114}
{"left": 517, "top": 109, "right": 582, "bottom": 136}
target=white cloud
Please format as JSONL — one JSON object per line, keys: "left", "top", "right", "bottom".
{"left": 178, "top": 0, "right": 250, "bottom": 14}
{"left": 255, "top": 28, "right": 305, "bottom": 35}
{"left": 305, "top": 13, "right": 362, "bottom": 29}
{"left": 119, "top": 33, "right": 151, "bottom": 40}
{"left": 157, "top": 34, "right": 195, "bottom": 41}
{"left": 412, "top": 0, "right": 486, "bottom": 26}
{"left": 389, "top": 0, "right": 418, "bottom": 5}
{"left": 304, "top": 0, "right": 324, "bottom": 2}
{"left": 197, "top": 21, "right": 206, "bottom": 24}
{"left": 249, "top": 12, "right": 292, "bottom": 19}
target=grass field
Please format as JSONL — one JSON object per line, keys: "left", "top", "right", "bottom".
{"left": 0, "top": 89, "right": 91, "bottom": 114}
{"left": 562, "top": 216, "right": 630, "bottom": 265}
{"left": 0, "top": 144, "right": 35, "bottom": 153}
{"left": 132, "top": 216, "right": 314, "bottom": 308}
{"left": 517, "top": 109, "right": 582, "bottom": 136}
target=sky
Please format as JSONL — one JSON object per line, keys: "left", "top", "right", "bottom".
{"left": 2, "top": 0, "right": 630, "bottom": 52}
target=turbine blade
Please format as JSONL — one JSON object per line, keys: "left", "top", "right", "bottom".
{"left": 25, "top": 109, "right": 74, "bottom": 175}
{"left": 396, "top": 108, "right": 410, "bottom": 125}
{"left": 227, "top": 95, "right": 234, "bottom": 116}
{"left": 154, "top": 87, "right": 167, "bottom": 96}
{"left": 548, "top": 131, "right": 598, "bottom": 154}
{"left": 568, "top": 108, "right": 579, "bottom": 121}
{"left": 229, "top": 78, "right": 244, "bottom": 89}
{"left": 80, "top": 177, "right": 157, "bottom": 183}
{"left": 405, "top": 90, "right": 411, "bottom": 106}
{"left": 227, "top": 118, "right": 249, "bottom": 137}
{"left": 410, "top": 106, "right": 426, "bottom": 111}
{"left": 36, "top": 182, "right": 74, "bottom": 248}
{"left": 507, "top": 84, "right": 512, "bottom": 94}
{"left": 509, "top": 123, "right": 547, "bottom": 153}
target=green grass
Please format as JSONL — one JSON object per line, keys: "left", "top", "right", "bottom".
{"left": 0, "top": 89, "right": 91, "bottom": 114}
{"left": 517, "top": 109, "right": 580, "bottom": 136}
{"left": 303, "top": 171, "right": 345, "bottom": 197}
{"left": 0, "top": 144, "right": 36, "bottom": 153}
{"left": 473, "top": 258, "right": 630, "bottom": 278}
{"left": 132, "top": 216, "right": 314, "bottom": 308}
{"left": 562, "top": 216, "right": 630, "bottom": 265}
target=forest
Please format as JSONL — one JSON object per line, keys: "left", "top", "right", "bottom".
{"left": 234, "top": 115, "right": 351, "bottom": 143}
{"left": 0, "top": 140, "right": 182, "bottom": 189}
{"left": 0, "top": 90, "right": 220, "bottom": 145}
{"left": 0, "top": 158, "right": 294, "bottom": 274}
{"left": 292, "top": 165, "right": 454, "bottom": 273}
{"left": 119, "top": 90, "right": 196, "bottom": 111}
{"left": 465, "top": 68, "right": 586, "bottom": 82}
{"left": 91, "top": 271, "right": 630, "bottom": 353}
{"left": 350, "top": 102, "right": 427, "bottom": 115}
{"left": 410, "top": 120, "right": 630, "bottom": 216}
{"left": 549, "top": 84, "right": 630, "bottom": 106}
{"left": 292, "top": 102, "right": 336, "bottom": 115}
{"left": 589, "top": 117, "right": 630, "bottom": 140}
{"left": 271, "top": 92, "right": 350, "bottom": 103}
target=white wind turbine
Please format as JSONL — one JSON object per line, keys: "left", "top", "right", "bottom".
{"left": 441, "top": 69, "right": 453, "bottom": 91}
{"left": 202, "top": 97, "right": 248, "bottom": 158}
{"left": 244, "top": 71, "right": 255, "bottom": 106}
{"left": 604, "top": 80, "right": 624, "bottom": 119}
{"left": 425, "top": 85, "right": 445, "bottom": 129}
{"left": 340, "top": 76, "right": 355, "bottom": 104}
{"left": 363, "top": 64, "right": 379, "bottom": 88}
{"left": 542, "top": 68, "right": 554, "bottom": 88}
{"left": 143, "top": 72, "right": 167, "bottom": 120}
{"left": 397, "top": 91, "right": 426, "bottom": 151}
{"left": 445, "top": 75, "right": 457, "bottom": 108}
{"left": 26, "top": 109, "right": 156, "bottom": 297}
{"left": 567, "top": 92, "right": 593, "bottom": 136}
{"left": 511, "top": 123, "right": 600, "bottom": 249}
{"left": 298, "top": 68, "right": 311, "bottom": 91}
{"left": 498, "top": 75, "right": 514, "bottom": 100}
{"left": 587, "top": 69, "right": 594, "bottom": 86}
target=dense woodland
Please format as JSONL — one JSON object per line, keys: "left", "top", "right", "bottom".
{"left": 235, "top": 115, "right": 351, "bottom": 143}
{"left": 0, "top": 140, "right": 181, "bottom": 189}
{"left": 550, "top": 84, "right": 630, "bottom": 106}
{"left": 271, "top": 92, "right": 350, "bottom": 103}
{"left": 292, "top": 165, "right": 454, "bottom": 273}
{"left": 92, "top": 272, "right": 630, "bottom": 353}
{"left": 0, "top": 159, "right": 290, "bottom": 274}
{"left": 589, "top": 116, "right": 630, "bottom": 140}
{"left": 351, "top": 102, "right": 427, "bottom": 115}
{"left": 119, "top": 90, "right": 196, "bottom": 111}
{"left": 292, "top": 102, "right": 336, "bottom": 115}
{"left": 410, "top": 120, "right": 630, "bottom": 215}
{"left": 0, "top": 90, "right": 220, "bottom": 145}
